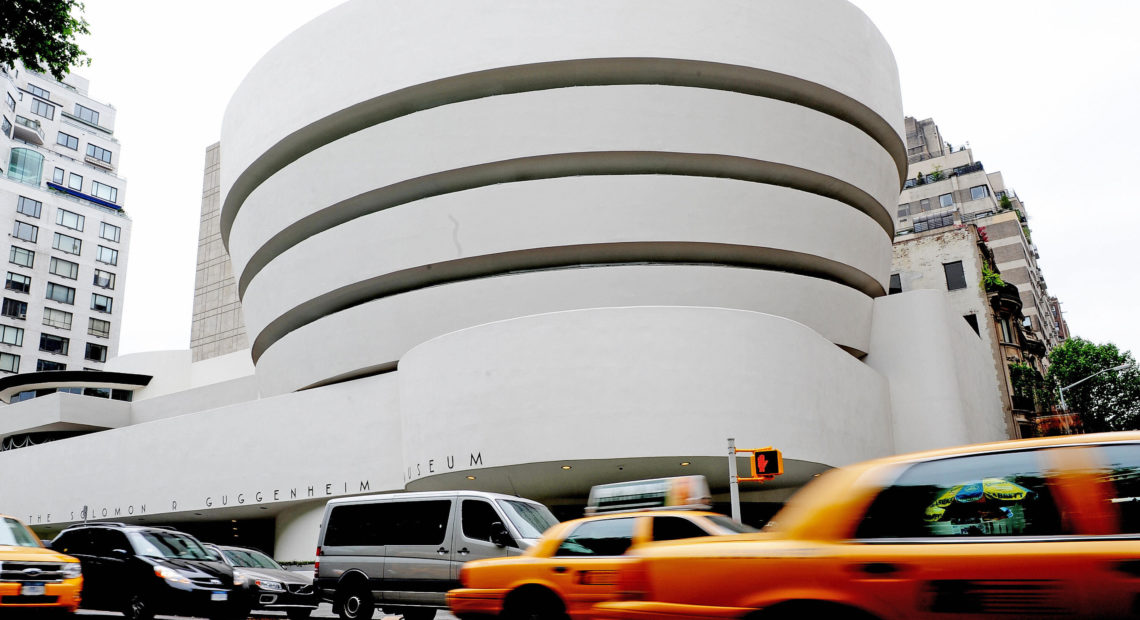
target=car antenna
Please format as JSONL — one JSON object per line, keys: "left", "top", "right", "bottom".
{"left": 506, "top": 473, "right": 521, "bottom": 498}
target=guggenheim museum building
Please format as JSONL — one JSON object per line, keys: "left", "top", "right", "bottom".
{"left": 0, "top": 0, "right": 1007, "bottom": 560}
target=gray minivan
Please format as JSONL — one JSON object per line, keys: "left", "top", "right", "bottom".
{"left": 315, "top": 491, "right": 558, "bottom": 620}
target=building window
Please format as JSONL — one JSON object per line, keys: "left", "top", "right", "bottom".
{"left": 970, "top": 185, "right": 990, "bottom": 201}
{"left": 943, "top": 261, "right": 967, "bottom": 291}
{"left": 919, "top": 198, "right": 930, "bottom": 212}
{"left": 56, "top": 208, "right": 85, "bottom": 231}
{"left": 99, "top": 222, "right": 121, "bottom": 243}
{"left": 52, "top": 167, "right": 64, "bottom": 184}
{"left": 49, "top": 257, "right": 79, "bottom": 280}
{"left": 39, "top": 333, "right": 69, "bottom": 355}
{"left": 84, "top": 342, "right": 107, "bottom": 363}
{"left": 5, "top": 92, "right": 14, "bottom": 111}
{"left": 16, "top": 195, "right": 41, "bottom": 218}
{"left": 0, "top": 324, "right": 24, "bottom": 346}
{"left": 897, "top": 203, "right": 910, "bottom": 218}
{"left": 30, "top": 98, "right": 55, "bottom": 120}
{"left": 45, "top": 282, "right": 75, "bottom": 305}
{"left": 28, "top": 85, "right": 49, "bottom": 100}
{"left": 91, "top": 181, "right": 117, "bottom": 203}
{"left": 43, "top": 307, "right": 72, "bottom": 330}
{"left": 56, "top": 132, "right": 79, "bottom": 150}
{"left": 67, "top": 172, "right": 83, "bottom": 191}
{"left": 7, "top": 148, "right": 43, "bottom": 185}
{"left": 0, "top": 352, "right": 19, "bottom": 373}
{"left": 93, "top": 269, "right": 115, "bottom": 289}
{"left": 88, "top": 317, "right": 110, "bottom": 338}
{"left": 36, "top": 359, "right": 65, "bottom": 371}
{"left": 963, "top": 314, "right": 980, "bottom": 335}
{"left": 95, "top": 245, "right": 118, "bottom": 265}
{"left": 939, "top": 193, "right": 954, "bottom": 208}
{"left": 914, "top": 212, "right": 956, "bottom": 233}
{"left": 1000, "top": 317, "right": 1014, "bottom": 343}
{"left": 85, "top": 143, "right": 112, "bottom": 164}
{"left": 2, "top": 298, "right": 27, "bottom": 319}
{"left": 888, "top": 273, "right": 902, "bottom": 295}
{"left": 1, "top": 114, "right": 10, "bottom": 138}
{"left": 91, "top": 293, "right": 113, "bottom": 313}
{"left": 53, "top": 232, "right": 82, "bottom": 255}
{"left": 5, "top": 272, "right": 31, "bottom": 294}
{"left": 12, "top": 220, "right": 38, "bottom": 242}
{"left": 9, "top": 246, "right": 34, "bottom": 268}
{"left": 74, "top": 104, "right": 99, "bottom": 126}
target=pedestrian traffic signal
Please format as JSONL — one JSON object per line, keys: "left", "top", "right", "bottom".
{"left": 750, "top": 449, "right": 783, "bottom": 477}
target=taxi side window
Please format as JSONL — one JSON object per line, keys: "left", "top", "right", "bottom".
{"left": 461, "top": 499, "right": 503, "bottom": 542}
{"left": 856, "top": 449, "right": 1067, "bottom": 539}
{"left": 51, "top": 530, "right": 92, "bottom": 555}
{"left": 1097, "top": 443, "right": 1140, "bottom": 533}
{"left": 555, "top": 518, "right": 635, "bottom": 556}
{"left": 652, "top": 516, "right": 711, "bottom": 542}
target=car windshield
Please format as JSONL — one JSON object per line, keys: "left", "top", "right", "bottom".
{"left": 705, "top": 514, "right": 759, "bottom": 534}
{"left": 0, "top": 518, "right": 40, "bottom": 547}
{"left": 130, "top": 531, "right": 214, "bottom": 560}
{"left": 223, "top": 548, "right": 281, "bottom": 570}
{"left": 497, "top": 500, "right": 559, "bottom": 538}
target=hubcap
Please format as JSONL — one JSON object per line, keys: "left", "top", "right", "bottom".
{"left": 345, "top": 595, "right": 361, "bottom": 617}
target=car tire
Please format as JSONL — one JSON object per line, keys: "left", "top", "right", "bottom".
{"left": 338, "top": 584, "right": 375, "bottom": 620}
{"left": 123, "top": 593, "right": 156, "bottom": 620}
{"left": 504, "top": 589, "right": 568, "bottom": 620}
{"left": 401, "top": 608, "right": 436, "bottom": 620}
{"left": 288, "top": 609, "right": 315, "bottom": 620}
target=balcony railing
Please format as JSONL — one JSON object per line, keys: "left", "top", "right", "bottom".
{"left": 904, "top": 161, "right": 985, "bottom": 188}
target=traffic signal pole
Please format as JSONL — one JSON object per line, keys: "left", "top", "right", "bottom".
{"left": 729, "top": 439, "right": 784, "bottom": 523}
{"left": 728, "top": 437, "right": 742, "bottom": 522}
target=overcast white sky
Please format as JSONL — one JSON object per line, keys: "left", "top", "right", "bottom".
{"left": 72, "top": 1, "right": 1140, "bottom": 359}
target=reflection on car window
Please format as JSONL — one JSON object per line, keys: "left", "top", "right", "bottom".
{"left": 498, "top": 500, "right": 559, "bottom": 539}
{"left": 0, "top": 518, "right": 40, "bottom": 547}
{"left": 856, "top": 449, "right": 1067, "bottom": 539}
{"left": 223, "top": 548, "right": 281, "bottom": 569}
{"left": 555, "top": 518, "right": 635, "bottom": 556}
{"left": 1096, "top": 443, "right": 1140, "bottom": 533}
{"left": 130, "top": 531, "right": 214, "bottom": 560}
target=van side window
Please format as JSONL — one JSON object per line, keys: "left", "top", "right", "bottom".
{"left": 1097, "top": 443, "right": 1140, "bottom": 533}
{"left": 325, "top": 503, "right": 388, "bottom": 546}
{"left": 389, "top": 500, "right": 452, "bottom": 546}
{"left": 555, "top": 517, "right": 635, "bottom": 556}
{"left": 462, "top": 499, "right": 503, "bottom": 543}
{"left": 856, "top": 449, "right": 1067, "bottom": 539}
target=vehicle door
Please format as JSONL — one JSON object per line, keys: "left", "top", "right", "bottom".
{"left": 382, "top": 498, "right": 456, "bottom": 605}
{"left": 51, "top": 530, "right": 101, "bottom": 608}
{"left": 321, "top": 501, "right": 387, "bottom": 598}
{"left": 539, "top": 516, "right": 641, "bottom": 616}
{"left": 450, "top": 497, "right": 520, "bottom": 581}
{"left": 843, "top": 447, "right": 1099, "bottom": 619}
{"left": 86, "top": 528, "right": 133, "bottom": 607}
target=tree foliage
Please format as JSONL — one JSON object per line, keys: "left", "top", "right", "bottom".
{"left": 1, "top": 0, "right": 90, "bottom": 81}
{"left": 1046, "top": 337, "right": 1140, "bottom": 432}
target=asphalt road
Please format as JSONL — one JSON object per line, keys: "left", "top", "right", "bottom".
{"left": 76, "top": 606, "right": 459, "bottom": 620}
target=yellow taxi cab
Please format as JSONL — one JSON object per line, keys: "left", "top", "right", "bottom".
{"left": 594, "top": 432, "right": 1140, "bottom": 620}
{"left": 0, "top": 513, "right": 83, "bottom": 613}
{"left": 448, "top": 476, "right": 755, "bottom": 620}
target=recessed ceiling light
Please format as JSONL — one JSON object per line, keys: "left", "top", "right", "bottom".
{"left": 561, "top": 465, "right": 572, "bottom": 470}
{"left": 259, "top": 506, "right": 268, "bottom": 510}
{"left": 680, "top": 462, "right": 691, "bottom": 466}
{"left": 466, "top": 476, "right": 476, "bottom": 480}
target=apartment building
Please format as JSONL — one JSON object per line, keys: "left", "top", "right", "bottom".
{"left": 0, "top": 63, "right": 131, "bottom": 380}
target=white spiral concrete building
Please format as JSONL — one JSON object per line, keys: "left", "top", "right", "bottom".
{"left": 0, "top": 0, "right": 1008, "bottom": 561}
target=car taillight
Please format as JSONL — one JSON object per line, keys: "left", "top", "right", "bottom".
{"left": 314, "top": 546, "right": 320, "bottom": 576}
{"left": 616, "top": 559, "right": 651, "bottom": 601}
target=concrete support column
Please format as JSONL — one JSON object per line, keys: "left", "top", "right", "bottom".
{"left": 274, "top": 499, "right": 328, "bottom": 562}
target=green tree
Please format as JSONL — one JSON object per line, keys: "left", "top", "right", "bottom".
{"left": 1, "top": 1, "right": 90, "bottom": 80}
{"left": 1046, "top": 337, "right": 1140, "bottom": 432}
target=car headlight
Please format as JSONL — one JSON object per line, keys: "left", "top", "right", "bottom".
{"left": 255, "top": 579, "right": 284, "bottom": 592}
{"left": 233, "top": 570, "right": 248, "bottom": 586}
{"left": 153, "top": 565, "right": 191, "bottom": 584}
{"left": 61, "top": 562, "right": 82, "bottom": 578}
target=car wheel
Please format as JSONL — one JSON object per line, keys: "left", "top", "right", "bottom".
{"left": 123, "top": 593, "right": 155, "bottom": 620}
{"left": 288, "top": 608, "right": 314, "bottom": 620}
{"left": 401, "top": 608, "right": 436, "bottom": 620}
{"left": 338, "top": 584, "right": 375, "bottom": 620}
{"left": 504, "top": 590, "right": 568, "bottom": 620}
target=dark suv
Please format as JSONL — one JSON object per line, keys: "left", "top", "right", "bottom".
{"left": 48, "top": 523, "right": 243, "bottom": 620}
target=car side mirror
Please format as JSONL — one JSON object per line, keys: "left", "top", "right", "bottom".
{"left": 490, "top": 521, "right": 513, "bottom": 548}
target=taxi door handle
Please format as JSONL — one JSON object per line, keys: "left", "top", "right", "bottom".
{"left": 437, "top": 546, "right": 449, "bottom": 555}
{"left": 553, "top": 566, "right": 568, "bottom": 573}
{"left": 857, "top": 562, "right": 902, "bottom": 576}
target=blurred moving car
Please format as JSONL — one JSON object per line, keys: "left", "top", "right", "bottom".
{"left": 448, "top": 476, "right": 755, "bottom": 620}
{"left": 206, "top": 543, "right": 318, "bottom": 620}
{"left": 49, "top": 522, "right": 242, "bottom": 620}
{"left": 595, "top": 432, "right": 1140, "bottom": 620}
{"left": 0, "top": 513, "right": 83, "bottom": 614}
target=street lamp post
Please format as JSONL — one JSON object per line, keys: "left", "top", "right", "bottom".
{"left": 1057, "top": 362, "right": 1133, "bottom": 411}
